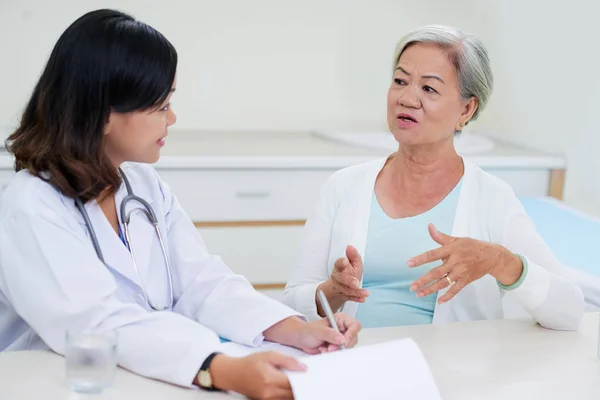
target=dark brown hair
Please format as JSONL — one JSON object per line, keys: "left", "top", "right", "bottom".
{"left": 6, "top": 9, "right": 177, "bottom": 203}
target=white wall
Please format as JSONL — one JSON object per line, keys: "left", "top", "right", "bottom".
{"left": 466, "top": 0, "right": 600, "bottom": 216}
{"left": 567, "top": 77, "right": 600, "bottom": 216}
{"left": 0, "top": 0, "right": 480, "bottom": 131}
{"left": 1, "top": 0, "right": 598, "bottom": 214}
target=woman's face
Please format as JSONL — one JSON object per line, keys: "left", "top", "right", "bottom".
{"left": 387, "top": 43, "right": 477, "bottom": 149}
{"left": 104, "top": 78, "right": 177, "bottom": 166}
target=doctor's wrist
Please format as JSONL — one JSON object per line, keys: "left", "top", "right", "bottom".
{"left": 263, "top": 316, "right": 306, "bottom": 348}
{"left": 198, "top": 354, "right": 237, "bottom": 392}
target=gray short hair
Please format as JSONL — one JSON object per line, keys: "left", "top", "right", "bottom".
{"left": 392, "top": 25, "right": 493, "bottom": 123}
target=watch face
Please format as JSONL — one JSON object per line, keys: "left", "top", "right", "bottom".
{"left": 199, "top": 370, "right": 212, "bottom": 388}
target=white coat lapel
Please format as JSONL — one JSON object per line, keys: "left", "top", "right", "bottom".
{"left": 65, "top": 174, "right": 164, "bottom": 299}
{"left": 71, "top": 187, "right": 144, "bottom": 289}
{"left": 117, "top": 174, "right": 171, "bottom": 310}
{"left": 118, "top": 194, "right": 157, "bottom": 287}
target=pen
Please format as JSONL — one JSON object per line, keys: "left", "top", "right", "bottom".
{"left": 317, "top": 289, "right": 346, "bottom": 350}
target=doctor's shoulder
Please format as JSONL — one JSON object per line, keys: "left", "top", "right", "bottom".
{"left": 0, "top": 169, "right": 72, "bottom": 223}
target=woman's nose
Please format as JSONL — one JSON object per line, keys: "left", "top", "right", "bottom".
{"left": 167, "top": 108, "right": 177, "bottom": 126}
{"left": 398, "top": 85, "right": 421, "bottom": 108}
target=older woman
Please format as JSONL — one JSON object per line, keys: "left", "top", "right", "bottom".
{"left": 282, "top": 25, "right": 584, "bottom": 330}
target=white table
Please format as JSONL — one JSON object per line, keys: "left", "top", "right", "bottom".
{"left": 359, "top": 313, "right": 600, "bottom": 400}
{"left": 2, "top": 313, "right": 599, "bottom": 399}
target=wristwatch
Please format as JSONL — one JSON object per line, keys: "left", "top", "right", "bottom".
{"left": 196, "top": 352, "right": 222, "bottom": 391}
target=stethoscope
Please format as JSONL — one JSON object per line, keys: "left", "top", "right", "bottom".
{"left": 74, "top": 168, "right": 174, "bottom": 311}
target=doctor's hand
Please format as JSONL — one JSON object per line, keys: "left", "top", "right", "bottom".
{"left": 317, "top": 245, "right": 369, "bottom": 316}
{"left": 209, "top": 352, "right": 305, "bottom": 400}
{"left": 264, "top": 315, "right": 361, "bottom": 355}
{"left": 407, "top": 224, "right": 523, "bottom": 304}
{"left": 296, "top": 313, "right": 361, "bottom": 354}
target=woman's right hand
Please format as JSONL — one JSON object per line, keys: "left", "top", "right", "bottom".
{"left": 209, "top": 352, "right": 307, "bottom": 399}
{"left": 317, "top": 245, "right": 369, "bottom": 315}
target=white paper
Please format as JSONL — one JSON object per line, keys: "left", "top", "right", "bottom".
{"left": 219, "top": 340, "right": 311, "bottom": 359}
{"left": 286, "top": 338, "right": 442, "bottom": 400}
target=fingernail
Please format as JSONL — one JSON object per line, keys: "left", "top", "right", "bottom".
{"left": 352, "top": 278, "right": 360, "bottom": 287}
{"left": 298, "top": 362, "right": 308, "bottom": 371}
{"left": 416, "top": 292, "right": 423, "bottom": 298}
{"left": 407, "top": 260, "right": 415, "bottom": 267}
{"left": 410, "top": 285, "right": 416, "bottom": 292}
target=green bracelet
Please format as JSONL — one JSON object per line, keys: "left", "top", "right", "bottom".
{"left": 497, "top": 254, "right": 528, "bottom": 290}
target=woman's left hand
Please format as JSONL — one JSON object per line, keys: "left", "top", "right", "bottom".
{"left": 407, "top": 224, "right": 523, "bottom": 304}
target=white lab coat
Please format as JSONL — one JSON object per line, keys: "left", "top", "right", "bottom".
{"left": 283, "top": 157, "right": 586, "bottom": 330}
{"left": 0, "top": 163, "right": 301, "bottom": 387}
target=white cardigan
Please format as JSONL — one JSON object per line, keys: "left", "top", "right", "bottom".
{"left": 282, "top": 157, "right": 585, "bottom": 330}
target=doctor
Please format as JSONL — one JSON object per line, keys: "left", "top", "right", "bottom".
{"left": 0, "top": 9, "right": 360, "bottom": 399}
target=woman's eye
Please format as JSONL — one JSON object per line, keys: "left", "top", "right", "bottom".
{"left": 394, "top": 78, "right": 406, "bottom": 85}
{"left": 161, "top": 102, "right": 171, "bottom": 111}
{"left": 423, "top": 86, "right": 437, "bottom": 94}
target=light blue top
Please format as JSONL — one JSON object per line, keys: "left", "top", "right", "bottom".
{"left": 355, "top": 180, "right": 463, "bottom": 328}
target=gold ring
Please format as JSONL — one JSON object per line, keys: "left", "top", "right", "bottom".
{"left": 444, "top": 275, "right": 453, "bottom": 286}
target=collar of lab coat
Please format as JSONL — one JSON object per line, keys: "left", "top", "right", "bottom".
{"left": 65, "top": 170, "right": 158, "bottom": 291}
